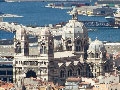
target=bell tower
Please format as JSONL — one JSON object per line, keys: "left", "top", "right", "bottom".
{"left": 14, "top": 26, "right": 29, "bottom": 56}
{"left": 38, "top": 27, "right": 54, "bottom": 81}
{"left": 38, "top": 27, "right": 54, "bottom": 57}
{"left": 13, "top": 26, "right": 29, "bottom": 84}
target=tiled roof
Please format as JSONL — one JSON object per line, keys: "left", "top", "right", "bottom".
{"left": 66, "top": 77, "right": 81, "bottom": 82}
{"left": 0, "top": 82, "right": 14, "bottom": 89}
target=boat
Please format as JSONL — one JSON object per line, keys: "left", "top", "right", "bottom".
{"left": 113, "top": 26, "right": 119, "bottom": 28}
{"left": 5, "top": 0, "right": 15, "bottom": 2}
{"left": 45, "top": 3, "right": 54, "bottom": 8}
{"left": 105, "top": 16, "right": 115, "bottom": 25}
{"left": 45, "top": 3, "right": 64, "bottom": 9}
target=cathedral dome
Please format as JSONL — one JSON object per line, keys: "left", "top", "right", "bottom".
{"left": 62, "top": 20, "right": 88, "bottom": 36}
{"left": 65, "top": 20, "right": 83, "bottom": 28}
{"left": 88, "top": 38, "right": 105, "bottom": 53}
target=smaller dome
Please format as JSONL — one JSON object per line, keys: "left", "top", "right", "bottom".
{"left": 88, "top": 38, "right": 105, "bottom": 53}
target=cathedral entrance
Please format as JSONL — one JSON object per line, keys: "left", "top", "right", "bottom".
{"left": 26, "top": 70, "right": 37, "bottom": 78}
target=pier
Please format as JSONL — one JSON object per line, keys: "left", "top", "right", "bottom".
{"left": 0, "top": 22, "right": 41, "bottom": 36}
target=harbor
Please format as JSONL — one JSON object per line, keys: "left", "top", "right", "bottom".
{"left": 0, "top": 1, "right": 120, "bottom": 89}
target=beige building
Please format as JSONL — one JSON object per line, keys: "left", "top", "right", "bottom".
{"left": 11, "top": 8, "right": 114, "bottom": 86}
{"left": 93, "top": 83, "right": 120, "bottom": 90}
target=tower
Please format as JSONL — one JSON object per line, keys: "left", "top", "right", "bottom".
{"left": 99, "top": 51, "right": 104, "bottom": 76}
{"left": 87, "top": 38, "right": 106, "bottom": 78}
{"left": 38, "top": 27, "right": 54, "bottom": 81}
{"left": 62, "top": 8, "right": 88, "bottom": 59}
{"left": 13, "top": 26, "right": 54, "bottom": 85}
{"left": 14, "top": 26, "right": 29, "bottom": 56}
{"left": 38, "top": 27, "right": 54, "bottom": 57}
{"left": 13, "top": 26, "right": 29, "bottom": 84}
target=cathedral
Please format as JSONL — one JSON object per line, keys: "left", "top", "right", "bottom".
{"left": 13, "top": 8, "right": 113, "bottom": 85}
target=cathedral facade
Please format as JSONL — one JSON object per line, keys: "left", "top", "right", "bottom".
{"left": 13, "top": 8, "right": 113, "bottom": 85}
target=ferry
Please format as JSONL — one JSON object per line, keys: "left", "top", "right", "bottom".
{"left": 105, "top": 16, "right": 115, "bottom": 25}
{"left": 45, "top": 3, "right": 64, "bottom": 9}
{"left": 1, "top": 14, "right": 23, "bottom": 17}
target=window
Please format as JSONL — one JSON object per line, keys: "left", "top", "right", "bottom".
{"left": 77, "top": 68, "right": 81, "bottom": 75}
{"left": 44, "top": 78, "right": 46, "bottom": 81}
{"left": 49, "top": 42, "right": 52, "bottom": 45}
{"left": 68, "top": 69, "right": 72, "bottom": 77}
{"left": 75, "top": 40, "right": 81, "bottom": 52}
{"left": 44, "top": 62, "right": 46, "bottom": 65}
{"left": 48, "top": 45, "right": 53, "bottom": 54}
{"left": 66, "top": 46, "right": 72, "bottom": 51}
{"left": 91, "top": 53, "right": 94, "bottom": 58}
{"left": 67, "top": 40, "right": 71, "bottom": 44}
{"left": 76, "top": 46, "right": 80, "bottom": 51}
{"left": 7, "top": 71, "right": 13, "bottom": 75}
{"left": 95, "top": 53, "right": 98, "bottom": 58}
{"left": 45, "top": 69, "right": 47, "bottom": 73}
{"left": 60, "top": 70, "right": 65, "bottom": 78}
{"left": 15, "top": 42, "right": 21, "bottom": 53}
{"left": 16, "top": 61, "right": 18, "bottom": 64}
{"left": 40, "top": 45, "right": 47, "bottom": 54}
{"left": 77, "top": 40, "right": 80, "bottom": 45}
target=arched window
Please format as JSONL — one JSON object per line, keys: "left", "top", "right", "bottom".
{"left": 67, "top": 40, "right": 71, "bottom": 44}
{"left": 77, "top": 40, "right": 80, "bottom": 45}
{"left": 66, "top": 40, "right": 72, "bottom": 51}
{"left": 91, "top": 53, "right": 94, "bottom": 58}
{"left": 48, "top": 42, "right": 53, "bottom": 54}
{"left": 95, "top": 53, "right": 98, "bottom": 58}
{"left": 24, "top": 42, "right": 29, "bottom": 55}
{"left": 15, "top": 42, "right": 21, "bottom": 53}
{"left": 60, "top": 70, "right": 65, "bottom": 78}
{"left": 76, "top": 40, "right": 81, "bottom": 52}
{"left": 40, "top": 42, "right": 47, "bottom": 54}
{"left": 68, "top": 69, "right": 72, "bottom": 77}
{"left": 104, "top": 66, "right": 107, "bottom": 71}
{"left": 26, "top": 70, "right": 37, "bottom": 78}
{"left": 77, "top": 68, "right": 81, "bottom": 75}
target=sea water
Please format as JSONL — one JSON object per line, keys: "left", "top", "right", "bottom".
{"left": 0, "top": 1, "right": 120, "bottom": 42}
